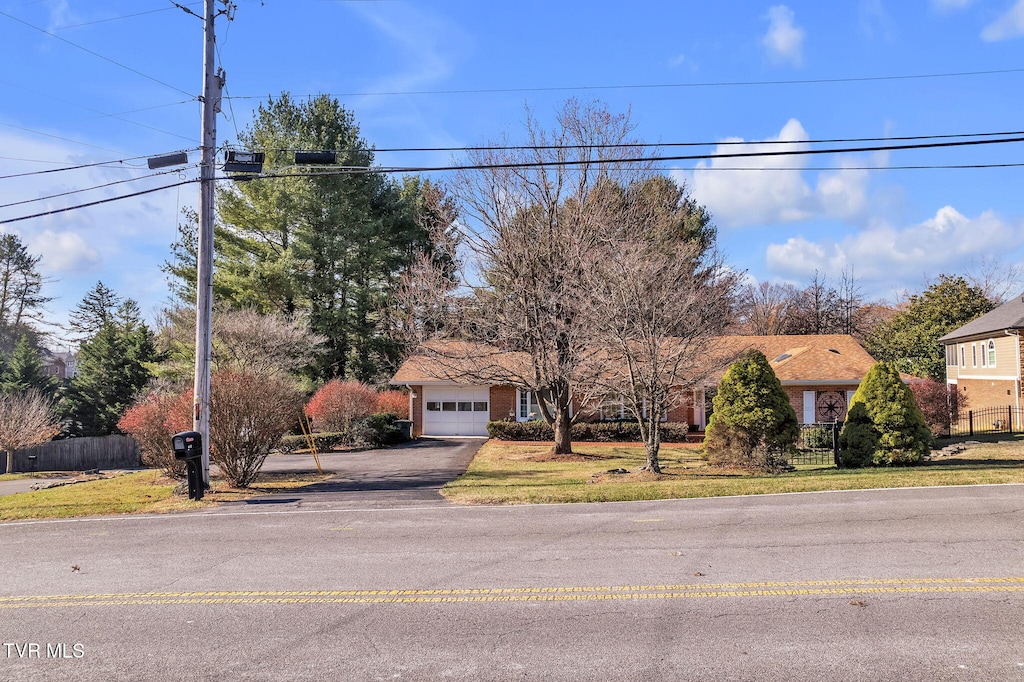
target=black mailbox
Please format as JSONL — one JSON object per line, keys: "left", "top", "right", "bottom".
{"left": 173, "top": 431, "right": 202, "bottom": 460}
{"left": 171, "top": 431, "right": 204, "bottom": 500}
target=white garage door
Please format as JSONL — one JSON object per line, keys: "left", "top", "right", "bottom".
{"left": 422, "top": 386, "right": 490, "bottom": 436}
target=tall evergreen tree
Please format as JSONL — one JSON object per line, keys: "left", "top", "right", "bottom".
{"left": 60, "top": 288, "right": 158, "bottom": 436}
{"left": 2, "top": 335, "right": 56, "bottom": 396}
{"left": 67, "top": 281, "right": 120, "bottom": 342}
{"left": 163, "top": 93, "right": 436, "bottom": 383}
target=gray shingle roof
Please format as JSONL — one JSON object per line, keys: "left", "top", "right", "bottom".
{"left": 937, "top": 295, "right": 1024, "bottom": 343}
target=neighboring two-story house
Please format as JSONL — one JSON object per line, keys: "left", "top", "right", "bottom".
{"left": 938, "top": 295, "right": 1024, "bottom": 412}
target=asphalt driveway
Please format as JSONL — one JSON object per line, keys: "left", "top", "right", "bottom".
{"left": 221, "top": 436, "right": 486, "bottom": 510}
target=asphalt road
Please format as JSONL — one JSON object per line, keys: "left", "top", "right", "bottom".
{"left": 0, "top": 442, "right": 1022, "bottom": 680}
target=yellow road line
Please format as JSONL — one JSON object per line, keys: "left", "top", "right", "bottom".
{"left": 1, "top": 578, "right": 1022, "bottom": 609}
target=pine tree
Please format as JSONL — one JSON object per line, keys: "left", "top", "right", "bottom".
{"left": 704, "top": 350, "right": 799, "bottom": 471}
{"left": 60, "top": 290, "right": 158, "bottom": 436}
{"left": 163, "top": 93, "right": 435, "bottom": 383}
{"left": 67, "top": 281, "right": 120, "bottom": 342}
{"left": 839, "top": 362, "right": 932, "bottom": 467}
{"left": 2, "top": 335, "right": 56, "bottom": 396}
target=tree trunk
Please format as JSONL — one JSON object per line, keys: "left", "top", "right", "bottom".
{"left": 5, "top": 448, "right": 13, "bottom": 475}
{"left": 552, "top": 406, "right": 573, "bottom": 455}
{"left": 644, "top": 416, "right": 662, "bottom": 473}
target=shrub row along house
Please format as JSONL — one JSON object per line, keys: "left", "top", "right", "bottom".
{"left": 939, "top": 294, "right": 1024, "bottom": 412}
{"left": 391, "top": 334, "right": 878, "bottom": 437}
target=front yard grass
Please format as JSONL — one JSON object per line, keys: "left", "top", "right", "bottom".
{"left": 440, "top": 439, "right": 1024, "bottom": 505}
{"left": 0, "top": 470, "right": 332, "bottom": 522}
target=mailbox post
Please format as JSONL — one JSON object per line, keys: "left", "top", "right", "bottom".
{"left": 172, "top": 431, "right": 205, "bottom": 501}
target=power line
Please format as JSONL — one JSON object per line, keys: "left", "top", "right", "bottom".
{"left": 225, "top": 66, "right": 1024, "bottom": 101}
{"left": 0, "top": 80, "right": 195, "bottom": 143}
{"left": 48, "top": 3, "right": 203, "bottom": 30}
{"left": 0, "top": 167, "right": 197, "bottom": 210}
{"left": 0, "top": 10, "right": 194, "bottom": 98}
{"left": 1, "top": 122, "right": 126, "bottom": 155}
{"left": 0, "top": 150, "right": 198, "bottom": 180}
{"left": 269, "top": 128, "right": 1024, "bottom": 155}
{"left": 4, "top": 153, "right": 1022, "bottom": 225}
{"left": 243, "top": 134, "right": 1024, "bottom": 177}
{"left": 0, "top": 179, "right": 197, "bottom": 225}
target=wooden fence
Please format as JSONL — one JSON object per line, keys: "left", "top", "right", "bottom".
{"left": 0, "top": 435, "right": 141, "bottom": 474}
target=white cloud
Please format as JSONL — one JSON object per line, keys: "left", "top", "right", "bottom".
{"left": 765, "top": 206, "right": 1024, "bottom": 284}
{"left": 762, "top": 5, "right": 805, "bottom": 67}
{"left": 682, "top": 119, "right": 872, "bottom": 227}
{"left": 982, "top": 0, "right": 1024, "bottom": 41}
{"left": 26, "top": 230, "right": 101, "bottom": 273}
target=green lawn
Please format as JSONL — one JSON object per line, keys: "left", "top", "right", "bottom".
{"left": 440, "top": 439, "right": 1024, "bottom": 505}
{"left": 0, "top": 470, "right": 332, "bottom": 522}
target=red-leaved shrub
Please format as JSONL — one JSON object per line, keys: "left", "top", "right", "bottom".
{"left": 375, "top": 390, "right": 409, "bottom": 419}
{"left": 305, "top": 380, "right": 377, "bottom": 432}
{"left": 118, "top": 392, "right": 193, "bottom": 477}
{"left": 909, "top": 378, "right": 965, "bottom": 438}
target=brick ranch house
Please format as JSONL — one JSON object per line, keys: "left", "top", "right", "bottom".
{"left": 391, "top": 334, "right": 878, "bottom": 437}
{"left": 939, "top": 294, "right": 1024, "bottom": 412}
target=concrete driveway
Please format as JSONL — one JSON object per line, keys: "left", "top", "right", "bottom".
{"left": 221, "top": 436, "right": 485, "bottom": 510}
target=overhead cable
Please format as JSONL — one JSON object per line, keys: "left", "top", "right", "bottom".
{"left": 0, "top": 167, "right": 197, "bottom": 210}
{"left": 0, "top": 180, "right": 198, "bottom": 225}
{"left": 0, "top": 10, "right": 194, "bottom": 98}
{"left": 0, "top": 149, "right": 199, "bottom": 180}
{"left": 225, "top": 66, "right": 1024, "bottom": 100}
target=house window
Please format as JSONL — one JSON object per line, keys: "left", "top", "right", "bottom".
{"left": 960, "top": 345, "right": 965, "bottom": 367}
{"left": 981, "top": 343, "right": 987, "bottom": 367}
{"left": 457, "top": 402, "right": 473, "bottom": 411}
{"left": 988, "top": 340, "right": 996, "bottom": 367}
{"left": 598, "top": 397, "right": 626, "bottom": 421}
{"left": 473, "top": 402, "right": 488, "bottom": 412}
{"left": 518, "top": 390, "right": 542, "bottom": 421}
{"left": 442, "top": 402, "right": 456, "bottom": 412}
{"left": 426, "top": 402, "right": 441, "bottom": 412}
{"left": 972, "top": 344, "right": 977, "bottom": 367}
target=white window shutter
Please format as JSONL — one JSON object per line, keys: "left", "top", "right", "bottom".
{"left": 803, "top": 391, "right": 816, "bottom": 424}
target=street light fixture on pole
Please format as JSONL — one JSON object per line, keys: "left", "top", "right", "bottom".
{"left": 194, "top": 0, "right": 225, "bottom": 487}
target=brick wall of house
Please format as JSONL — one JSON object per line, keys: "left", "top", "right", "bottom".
{"left": 956, "top": 378, "right": 1018, "bottom": 412}
{"left": 410, "top": 385, "right": 423, "bottom": 437}
{"left": 667, "top": 389, "right": 696, "bottom": 425}
{"left": 782, "top": 384, "right": 860, "bottom": 424}
{"left": 490, "top": 385, "right": 516, "bottom": 422}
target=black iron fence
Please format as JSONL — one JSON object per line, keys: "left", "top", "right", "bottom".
{"left": 792, "top": 422, "right": 841, "bottom": 466}
{"left": 946, "top": 406, "right": 1024, "bottom": 438}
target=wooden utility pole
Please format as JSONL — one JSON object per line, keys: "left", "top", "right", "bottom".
{"left": 194, "top": 0, "right": 223, "bottom": 487}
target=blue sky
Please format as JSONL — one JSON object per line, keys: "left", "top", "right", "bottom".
{"left": 1, "top": 0, "right": 1023, "bottom": 345}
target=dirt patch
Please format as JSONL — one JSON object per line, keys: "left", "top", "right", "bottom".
{"left": 519, "top": 451, "right": 614, "bottom": 463}
{"left": 589, "top": 469, "right": 675, "bottom": 484}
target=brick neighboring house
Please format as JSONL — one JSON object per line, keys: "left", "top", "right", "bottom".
{"left": 391, "top": 334, "right": 878, "bottom": 437}
{"left": 938, "top": 295, "right": 1024, "bottom": 412}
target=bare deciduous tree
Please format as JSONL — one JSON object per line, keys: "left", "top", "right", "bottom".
{"left": 735, "top": 281, "right": 800, "bottom": 335}
{"left": 966, "top": 255, "right": 1024, "bottom": 305}
{"left": 396, "top": 100, "right": 655, "bottom": 455}
{"left": 0, "top": 390, "right": 58, "bottom": 473}
{"left": 210, "top": 370, "right": 304, "bottom": 488}
{"left": 156, "top": 306, "right": 324, "bottom": 383}
{"left": 584, "top": 239, "right": 737, "bottom": 472}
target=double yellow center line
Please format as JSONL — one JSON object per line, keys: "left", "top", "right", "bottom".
{"left": 1, "top": 577, "right": 1022, "bottom": 609}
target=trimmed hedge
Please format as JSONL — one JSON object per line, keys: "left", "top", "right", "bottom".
{"left": 278, "top": 432, "right": 347, "bottom": 453}
{"left": 487, "top": 420, "right": 691, "bottom": 442}
{"left": 277, "top": 413, "right": 408, "bottom": 452}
